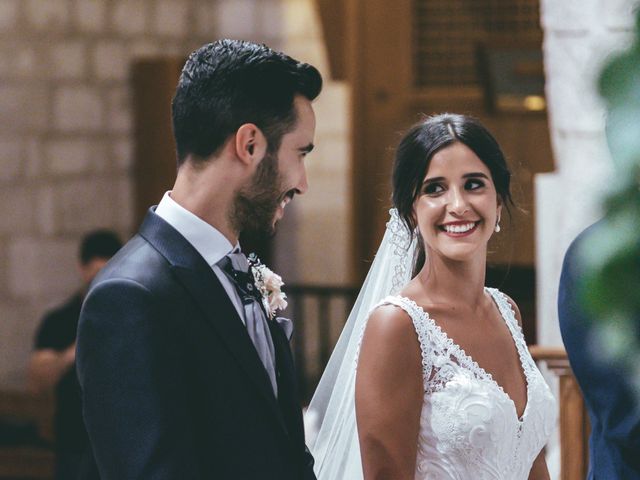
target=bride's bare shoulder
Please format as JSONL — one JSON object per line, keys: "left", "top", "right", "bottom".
{"left": 362, "top": 302, "right": 417, "bottom": 349}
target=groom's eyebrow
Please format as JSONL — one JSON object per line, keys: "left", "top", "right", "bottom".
{"left": 299, "top": 143, "right": 314, "bottom": 153}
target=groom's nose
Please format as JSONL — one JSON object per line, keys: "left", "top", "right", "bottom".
{"left": 296, "top": 167, "right": 309, "bottom": 195}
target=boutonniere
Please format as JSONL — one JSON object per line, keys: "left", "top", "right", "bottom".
{"left": 247, "top": 254, "right": 288, "bottom": 319}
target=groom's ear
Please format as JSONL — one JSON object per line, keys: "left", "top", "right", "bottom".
{"left": 235, "top": 123, "right": 268, "bottom": 167}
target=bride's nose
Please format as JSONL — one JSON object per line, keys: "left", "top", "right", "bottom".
{"left": 447, "top": 187, "right": 470, "bottom": 216}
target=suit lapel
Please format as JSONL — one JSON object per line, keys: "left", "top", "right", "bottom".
{"left": 138, "top": 208, "right": 287, "bottom": 434}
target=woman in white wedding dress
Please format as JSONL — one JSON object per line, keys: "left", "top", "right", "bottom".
{"left": 308, "top": 114, "right": 556, "bottom": 479}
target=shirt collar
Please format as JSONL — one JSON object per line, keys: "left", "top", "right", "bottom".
{"left": 155, "top": 191, "right": 239, "bottom": 266}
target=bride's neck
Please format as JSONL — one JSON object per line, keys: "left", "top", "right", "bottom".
{"left": 415, "top": 251, "right": 487, "bottom": 308}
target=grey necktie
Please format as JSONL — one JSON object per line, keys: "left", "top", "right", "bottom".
{"left": 218, "top": 251, "right": 278, "bottom": 396}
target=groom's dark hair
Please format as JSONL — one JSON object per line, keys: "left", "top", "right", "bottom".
{"left": 172, "top": 39, "right": 322, "bottom": 166}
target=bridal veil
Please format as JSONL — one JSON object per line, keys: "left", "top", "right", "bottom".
{"left": 307, "top": 209, "right": 417, "bottom": 479}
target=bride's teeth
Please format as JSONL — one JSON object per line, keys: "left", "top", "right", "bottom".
{"left": 444, "top": 222, "right": 475, "bottom": 233}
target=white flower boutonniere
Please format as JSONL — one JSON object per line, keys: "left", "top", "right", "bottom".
{"left": 248, "top": 254, "right": 288, "bottom": 319}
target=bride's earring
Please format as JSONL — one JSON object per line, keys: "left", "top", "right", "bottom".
{"left": 494, "top": 217, "right": 501, "bottom": 233}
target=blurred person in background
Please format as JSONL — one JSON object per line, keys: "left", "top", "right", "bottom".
{"left": 29, "top": 229, "right": 122, "bottom": 480}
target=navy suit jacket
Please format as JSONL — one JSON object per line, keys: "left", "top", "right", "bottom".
{"left": 77, "top": 209, "right": 315, "bottom": 479}
{"left": 558, "top": 222, "right": 640, "bottom": 479}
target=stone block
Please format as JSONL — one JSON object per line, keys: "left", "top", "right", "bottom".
{"left": 112, "top": 0, "right": 147, "bottom": 35}
{"left": 590, "top": 29, "right": 635, "bottom": 73}
{"left": 534, "top": 173, "right": 565, "bottom": 346}
{"left": 297, "top": 207, "right": 349, "bottom": 284}
{"left": 312, "top": 81, "right": 349, "bottom": 135}
{"left": 0, "top": 237, "right": 7, "bottom": 292}
{"left": 155, "top": 44, "right": 186, "bottom": 57}
{"left": 214, "top": 0, "right": 258, "bottom": 39}
{"left": 280, "top": 38, "right": 327, "bottom": 73}
{"left": 25, "top": 138, "right": 44, "bottom": 178}
{"left": 37, "top": 185, "right": 56, "bottom": 235}
{"left": 0, "top": 1, "right": 19, "bottom": 31}
{"left": 0, "top": 85, "right": 48, "bottom": 131}
{"left": 0, "top": 137, "right": 23, "bottom": 182}
{"left": 0, "top": 44, "right": 41, "bottom": 79}
{"left": 25, "top": 0, "right": 69, "bottom": 29}
{"left": 112, "top": 137, "right": 133, "bottom": 171}
{"left": 303, "top": 166, "right": 348, "bottom": 210}
{"left": 543, "top": 34, "right": 606, "bottom": 133}
{"left": 46, "top": 138, "right": 93, "bottom": 174}
{"left": 194, "top": 1, "right": 217, "bottom": 37}
{"left": 55, "top": 177, "right": 121, "bottom": 232}
{"left": 130, "top": 40, "right": 163, "bottom": 58}
{"left": 45, "top": 137, "right": 109, "bottom": 176}
{"left": 255, "top": 0, "right": 285, "bottom": 41}
{"left": 540, "top": 0, "right": 597, "bottom": 33}
{"left": 155, "top": 1, "right": 188, "bottom": 37}
{"left": 14, "top": 47, "right": 40, "bottom": 78}
{"left": 0, "top": 302, "right": 32, "bottom": 388}
{"left": 50, "top": 41, "right": 86, "bottom": 80}
{"left": 52, "top": 86, "right": 103, "bottom": 131}
{"left": 93, "top": 41, "right": 128, "bottom": 81}
{"left": 106, "top": 86, "right": 132, "bottom": 134}
{"left": 602, "top": 0, "right": 637, "bottom": 30}
{"left": 283, "top": 0, "right": 320, "bottom": 40}
{"left": 115, "top": 178, "right": 134, "bottom": 230}
{"left": 75, "top": 0, "right": 106, "bottom": 32}
{"left": 8, "top": 236, "right": 79, "bottom": 298}
{"left": 0, "top": 186, "right": 36, "bottom": 234}
{"left": 308, "top": 133, "right": 349, "bottom": 176}
{"left": 554, "top": 131, "right": 613, "bottom": 191}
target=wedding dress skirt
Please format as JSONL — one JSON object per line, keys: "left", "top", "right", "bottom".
{"left": 374, "top": 288, "right": 557, "bottom": 480}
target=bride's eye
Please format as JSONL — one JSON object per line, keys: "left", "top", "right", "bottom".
{"left": 465, "top": 179, "right": 485, "bottom": 190}
{"left": 423, "top": 182, "right": 444, "bottom": 195}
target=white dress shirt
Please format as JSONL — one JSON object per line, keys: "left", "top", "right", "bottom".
{"left": 155, "top": 191, "right": 246, "bottom": 324}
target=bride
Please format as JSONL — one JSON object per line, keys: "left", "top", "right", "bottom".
{"left": 307, "top": 113, "right": 556, "bottom": 479}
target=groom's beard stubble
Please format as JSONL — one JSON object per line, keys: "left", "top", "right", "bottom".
{"left": 230, "top": 151, "right": 283, "bottom": 237}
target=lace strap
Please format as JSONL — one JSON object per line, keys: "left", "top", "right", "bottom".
{"left": 486, "top": 288, "right": 520, "bottom": 332}
{"left": 373, "top": 296, "right": 434, "bottom": 389}
{"left": 486, "top": 288, "right": 535, "bottom": 370}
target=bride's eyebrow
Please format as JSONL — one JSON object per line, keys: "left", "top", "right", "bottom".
{"left": 463, "top": 172, "right": 489, "bottom": 179}
{"left": 422, "top": 176, "right": 445, "bottom": 185}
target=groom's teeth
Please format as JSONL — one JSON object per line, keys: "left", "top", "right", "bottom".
{"left": 443, "top": 222, "right": 475, "bottom": 233}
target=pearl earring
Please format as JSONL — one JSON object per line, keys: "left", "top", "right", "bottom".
{"left": 495, "top": 218, "right": 501, "bottom": 233}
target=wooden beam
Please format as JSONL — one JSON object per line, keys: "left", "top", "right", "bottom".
{"left": 347, "top": 0, "right": 414, "bottom": 281}
{"left": 131, "top": 58, "right": 184, "bottom": 226}
{"left": 313, "top": 0, "right": 347, "bottom": 80}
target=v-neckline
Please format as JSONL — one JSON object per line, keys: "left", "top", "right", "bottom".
{"left": 397, "top": 289, "right": 531, "bottom": 423}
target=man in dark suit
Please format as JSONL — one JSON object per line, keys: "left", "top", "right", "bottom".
{"left": 77, "top": 39, "right": 322, "bottom": 479}
{"left": 558, "top": 222, "right": 640, "bottom": 479}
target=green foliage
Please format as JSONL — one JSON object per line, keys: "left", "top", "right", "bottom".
{"left": 579, "top": 8, "right": 640, "bottom": 397}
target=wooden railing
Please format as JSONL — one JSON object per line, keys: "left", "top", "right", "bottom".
{"left": 0, "top": 391, "right": 54, "bottom": 479}
{"left": 285, "top": 284, "right": 359, "bottom": 403}
{"left": 529, "top": 345, "right": 590, "bottom": 480}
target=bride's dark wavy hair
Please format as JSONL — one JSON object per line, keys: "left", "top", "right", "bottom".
{"left": 392, "top": 113, "right": 514, "bottom": 277}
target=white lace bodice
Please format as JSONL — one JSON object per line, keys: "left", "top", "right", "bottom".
{"left": 379, "top": 288, "right": 557, "bottom": 480}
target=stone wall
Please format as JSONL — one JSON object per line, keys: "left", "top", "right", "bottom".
{"left": 0, "top": 0, "right": 350, "bottom": 389}
{"left": 537, "top": 0, "right": 637, "bottom": 347}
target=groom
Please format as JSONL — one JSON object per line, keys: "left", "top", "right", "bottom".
{"left": 76, "top": 39, "right": 322, "bottom": 479}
